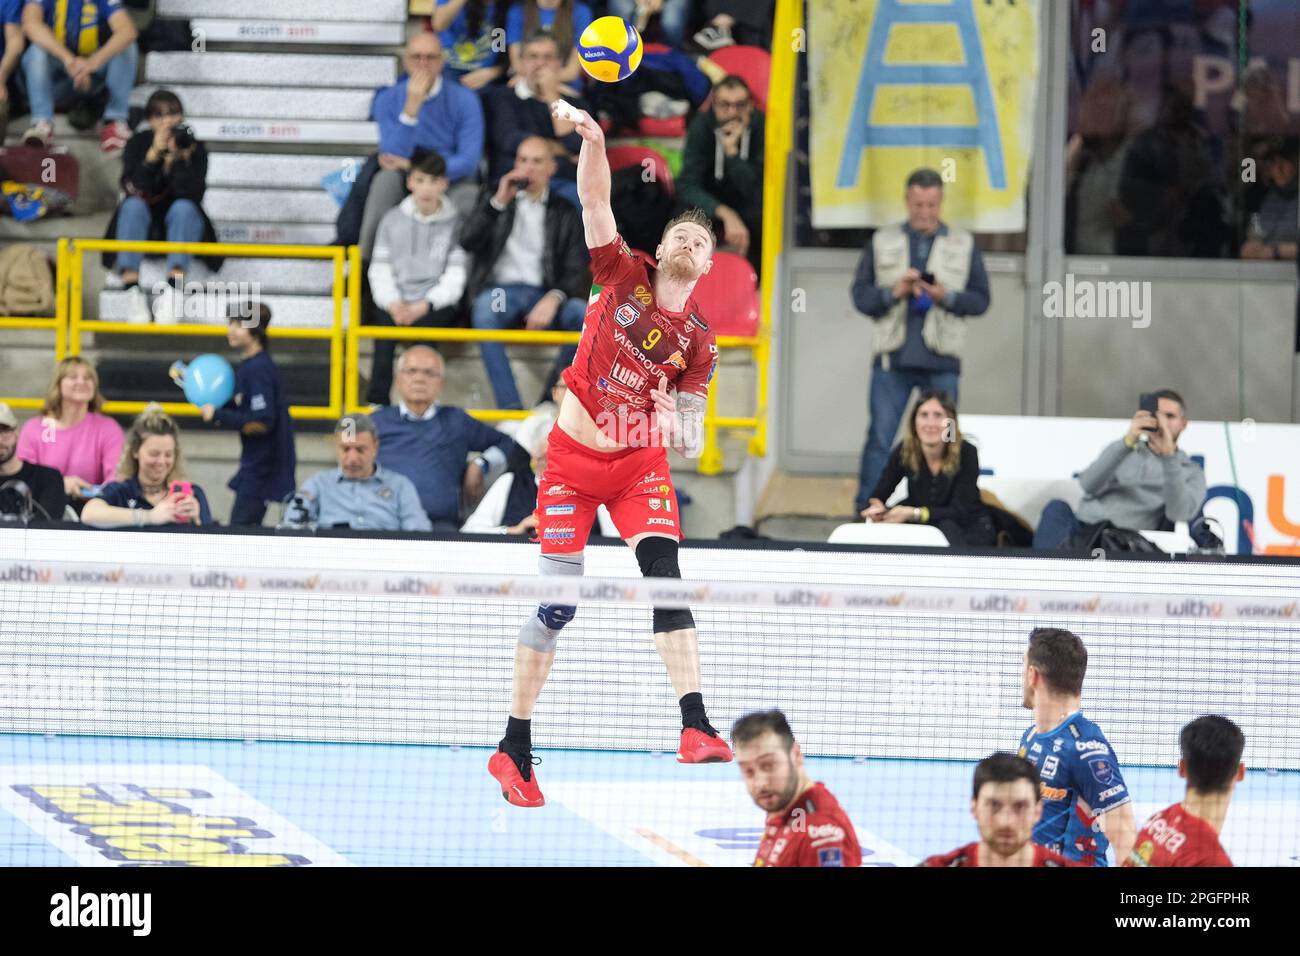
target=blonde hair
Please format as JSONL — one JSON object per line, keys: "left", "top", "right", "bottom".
{"left": 661, "top": 208, "right": 717, "bottom": 251}
{"left": 42, "top": 357, "right": 106, "bottom": 417}
{"left": 117, "top": 403, "right": 188, "bottom": 482}
{"left": 900, "top": 391, "right": 963, "bottom": 478}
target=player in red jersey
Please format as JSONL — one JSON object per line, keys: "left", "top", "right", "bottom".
{"left": 733, "top": 710, "right": 862, "bottom": 867}
{"left": 487, "top": 101, "right": 730, "bottom": 808}
{"left": 1125, "top": 715, "right": 1244, "bottom": 867}
{"left": 923, "top": 753, "right": 1077, "bottom": 867}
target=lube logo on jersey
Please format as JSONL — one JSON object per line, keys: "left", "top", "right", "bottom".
{"left": 608, "top": 358, "right": 647, "bottom": 392}
{"left": 632, "top": 285, "right": 652, "bottom": 305}
{"left": 545, "top": 504, "right": 576, "bottom": 516}
{"left": 615, "top": 303, "right": 640, "bottom": 328}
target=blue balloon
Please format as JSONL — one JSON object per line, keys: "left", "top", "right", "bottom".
{"left": 170, "top": 354, "right": 235, "bottom": 408}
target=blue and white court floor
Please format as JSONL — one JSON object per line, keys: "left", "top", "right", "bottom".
{"left": 1, "top": 736, "right": 1296, "bottom": 867}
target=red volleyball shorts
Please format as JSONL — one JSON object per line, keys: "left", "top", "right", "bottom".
{"left": 534, "top": 425, "right": 682, "bottom": 554}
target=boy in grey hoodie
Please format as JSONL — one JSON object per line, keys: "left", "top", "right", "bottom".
{"left": 366, "top": 150, "right": 468, "bottom": 405}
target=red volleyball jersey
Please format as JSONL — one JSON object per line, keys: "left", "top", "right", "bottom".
{"left": 1124, "top": 803, "right": 1233, "bottom": 867}
{"left": 562, "top": 234, "right": 717, "bottom": 444}
{"left": 753, "top": 782, "right": 862, "bottom": 868}
{"left": 922, "top": 842, "right": 1077, "bottom": 867}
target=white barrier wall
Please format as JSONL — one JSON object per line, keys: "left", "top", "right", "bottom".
{"left": 2, "top": 530, "right": 1297, "bottom": 770}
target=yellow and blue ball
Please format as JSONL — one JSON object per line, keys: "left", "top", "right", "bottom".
{"left": 577, "top": 16, "right": 643, "bottom": 83}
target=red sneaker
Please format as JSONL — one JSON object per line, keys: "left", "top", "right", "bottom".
{"left": 100, "top": 119, "right": 131, "bottom": 154}
{"left": 488, "top": 749, "right": 545, "bottom": 808}
{"left": 677, "top": 727, "right": 733, "bottom": 764}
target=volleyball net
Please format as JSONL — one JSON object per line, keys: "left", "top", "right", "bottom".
{"left": 0, "top": 529, "right": 1297, "bottom": 867}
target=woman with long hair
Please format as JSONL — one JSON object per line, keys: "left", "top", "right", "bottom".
{"left": 82, "top": 404, "right": 212, "bottom": 527}
{"left": 16, "top": 356, "right": 124, "bottom": 502}
{"left": 507, "top": 0, "right": 593, "bottom": 85}
{"left": 860, "top": 390, "right": 994, "bottom": 546}
{"left": 432, "top": 0, "right": 510, "bottom": 90}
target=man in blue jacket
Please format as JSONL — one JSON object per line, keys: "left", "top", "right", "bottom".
{"left": 201, "top": 305, "right": 298, "bottom": 526}
{"left": 371, "top": 345, "right": 528, "bottom": 530}
{"left": 353, "top": 31, "right": 484, "bottom": 259}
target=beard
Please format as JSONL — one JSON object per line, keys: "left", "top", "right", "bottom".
{"left": 660, "top": 250, "right": 699, "bottom": 282}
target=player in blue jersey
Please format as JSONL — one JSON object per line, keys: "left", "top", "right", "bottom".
{"left": 1017, "top": 627, "right": 1137, "bottom": 866}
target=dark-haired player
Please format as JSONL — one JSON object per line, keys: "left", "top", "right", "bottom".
{"left": 487, "top": 101, "right": 728, "bottom": 808}
{"left": 923, "top": 753, "right": 1076, "bottom": 866}
{"left": 1017, "top": 627, "right": 1136, "bottom": 866}
{"left": 733, "top": 710, "right": 862, "bottom": 867}
{"left": 1125, "top": 715, "right": 1244, "bottom": 867}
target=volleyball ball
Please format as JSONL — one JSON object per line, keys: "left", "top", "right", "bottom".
{"left": 577, "top": 16, "right": 643, "bottom": 83}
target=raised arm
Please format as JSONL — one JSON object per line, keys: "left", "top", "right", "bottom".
{"left": 559, "top": 103, "right": 617, "bottom": 248}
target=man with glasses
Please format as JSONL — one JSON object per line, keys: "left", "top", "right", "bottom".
{"left": 371, "top": 346, "right": 528, "bottom": 530}
{"left": 483, "top": 31, "right": 592, "bottom": 207}
{"left": 350, "top": 32, "right": 484, "bottom": 259}
{"left": 679, "top": 75, "right": 764, "bottom": 271}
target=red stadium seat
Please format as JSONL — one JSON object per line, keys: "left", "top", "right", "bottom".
{"left": 636, "top": 116, "right": 686, "bottom": 137}
{"left": 689, "top": 251, "right": 759, "bottom": 337}
{"left": 705, "top": 45, "right": 772, "bottom": 112}
{"left": 606, "top": 145, "right": 675, "bottom": 195}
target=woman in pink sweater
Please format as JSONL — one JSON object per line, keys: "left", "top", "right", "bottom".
{"left": 17, "top": 357, "right": 125, "bottom": 501}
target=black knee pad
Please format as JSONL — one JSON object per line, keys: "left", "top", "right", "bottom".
{"left": 636, "top": 538, "right": 695, "bottom": 632}
{"left": 635, "top": 536, "right": 681, "bottom": 579}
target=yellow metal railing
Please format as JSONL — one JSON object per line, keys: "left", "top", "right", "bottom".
{"left": 66, "top": 239, "right": 345, "bottom": 420}
{"left": 6, "top": 215, "right": 774, "bottom": 471}
{"left": 345, "top": 317, "right": 760, "bottom": 472}
{"left": 0, "top": 238, "right": 70, "bottom": 411}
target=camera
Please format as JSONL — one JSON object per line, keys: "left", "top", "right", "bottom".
{"left": 171, "top": 125, "right": 196, "bottom": 149}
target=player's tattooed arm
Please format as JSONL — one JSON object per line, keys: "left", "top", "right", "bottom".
{"left": 674, "top": 392, "right": 707, "bottom": 459}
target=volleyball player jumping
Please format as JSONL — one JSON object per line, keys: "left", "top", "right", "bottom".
{"left": 488, "top": 102, "right": 731, "bottom": 807}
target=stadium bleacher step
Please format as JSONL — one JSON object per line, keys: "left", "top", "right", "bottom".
{"left": 98, "top": 289, "right": 350, "bottom": 328}
{"left": 157, "top": 0, "right": 407, "bottom": 23}
{"left": 188, "top": 118, "right": 378, "bottom": 145}
{"left": 95, "top": 353, "right": 332, "bottom": 413}
{"left": 204, "top": 187, "right": 338, "bottom": 224}
{"left": 207, "top": 153, "right": 362, "bottom": 190}
{"left": 145, "top": 52, "right": 396, "bottom": 89}
{"left": 216, "top": 222, "right": 336, "bottom": 246}
{"left": 125, "top": 258, "right": 338, "bottom": 296}
{"left": 187, "top": 19, "right": 405, "bottom": 46}
{"left": 154, "top": 86, "right": 374, "bottom": 121}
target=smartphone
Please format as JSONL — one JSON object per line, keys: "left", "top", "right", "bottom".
{"left": 1138, "top": 393, "right": 1159, "bottom": 432}
{"left": 920, "top": 271, "right": 936, "bottom": 285}
{"left": 169, "top": 480, "right": 192, "bottom": 497}
{"left": 510, "top": 176, "right": 530, "bottom": 189}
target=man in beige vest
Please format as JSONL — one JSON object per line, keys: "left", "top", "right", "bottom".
{"left": 851, "top": 168, "right": 990, "bottom": 513}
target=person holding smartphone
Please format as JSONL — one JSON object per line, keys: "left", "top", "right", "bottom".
{"left": 82, "top": 404, "right": 212, "bottom": 528}
{"left": 1032, "top": 388, "right": 1206, "bottom": 549}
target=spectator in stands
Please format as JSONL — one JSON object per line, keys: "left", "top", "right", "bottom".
{"left": 19, "top": 0, "right": 139, "bottom": 152}
{"left": 0, "top": 0, "right": 25, "bottom": 142}
{"left": 431, "top": 0, "right": 508, "bottom": 90}
{"left": 483, "top": 30, "right": 591, "bottom": 202}
{"left": 850, "top": 168, "right": 991, "bottom": 513}
{"left": 0, "top": 401, "right": 67, "bottom": 520}
{"left": 692, "top": 0, "right": 775, "bottom": 50}
{"left": 200, "top": 305, "right": 297, "bottom": 527}
{"left": 371, "top": 346, "right": 528, "bottom": 530}
{"left": 1033, "top": 389, "right": 1207, "bottom": 549}
{"left": 462, "top": 135, "right": 590, "bottom": 411}
{"left": 507, "top": 0, "right": 592, "bottom": 86}
{"left": 102, "top": 89, "right": 216, "bottom": 327}
{"left": 344, "top": 32, "right": 484, "bottom": 259}
{"left": 82, "top": 404, "right": 212, "bottom": 527}
{"left": 295, "top": 415, "right": 431, "bottom": 532}
{"left": 1241, "top": 139, "right": 1298, "bottom": 262}
{"left": 608, "top": 0, "right": 692, "bottom": 50}
{"left": 678, "top": 74, "right": 763, "bottom": 271}
{"left": 17, "top": 356, "right": 123, "bottom": 502}
{"left": 366, "top": 150, "right": 469, "bottom": 406}
{"left": 860, "top": 391, "right": 994, "bottom": 547}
